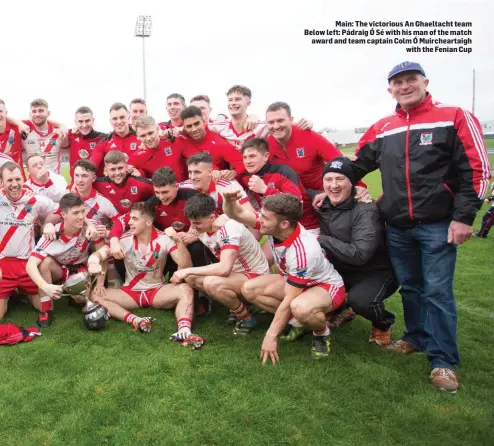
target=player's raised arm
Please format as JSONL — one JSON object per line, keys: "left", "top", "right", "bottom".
{"left": 164, "top": 227, "right": 192, "bottom": 269}
{"left": 222, "top": 188, "right": 258, "bottom": 228}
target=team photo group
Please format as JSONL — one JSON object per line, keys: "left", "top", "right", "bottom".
{"left": 0, "top": 60, "right": 490, "bottom": 395}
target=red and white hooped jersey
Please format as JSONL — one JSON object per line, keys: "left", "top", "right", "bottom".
{"left": 78, "top": 188, "right": 118, "bottom": 226}
{"left": 199, "top": 218, "right": 269, "bottom": 275}
{"left": 25, "top": 172, "right": 67, "bottom": 203}
{"left": 98, "top": 228, "right": 177, "bottom": 291}
{"left": 179, "top": 179, "right": 249, "bottom": 214}
{"left": 22, "top": 121, "right": 64, "bottom": 174}
{"left": 0, "top": 190, "right": 58, "bottom": 260}
{"left": 208, "top": 119, "right": 268, "bottom": 152}
{"left": 31, "top": 222, "right": 95, "bottom": 266}
{"left": 268, "top": 223, "right": 343, "bottom": 289}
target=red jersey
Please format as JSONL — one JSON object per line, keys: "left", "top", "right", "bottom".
{"left": 93, "top": 175, "right": 154, "bottom": 214}
{"left": 110, "top": 188, "right": 199, "bottom": 239}
{"left": 90, "top": 130, "right": 140, "bottom": 176}
{"left": 128, "top": 139, "right": 189, "bottom": 182}
{"left": 0, "top": 123, "right": 23, "bottom": 175}
{"left": 67, "top": 129, "right": 107, "bottom": 178}
{"left": 238, "top": 162, "right": 319, "bottom": 230}
{"left": 173, "top": 129, "right": 245, "bottom": 174}
{"left": 268, "top": 126, "right": 344, "bottom": 190}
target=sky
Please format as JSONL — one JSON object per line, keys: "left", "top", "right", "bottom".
{"left": 1, "top": 0, "right": 493, "bottom": 132}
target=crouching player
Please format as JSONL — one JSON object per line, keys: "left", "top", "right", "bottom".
{"left": 223, "top": 191, "right": 346, "bottom": 363}
{"left": 87, "top": 202, "right": 204, "bottom": 347}
{"left": 171, "top": 194, "right": 270, "bottom": 335}
{"left": 26, "top": 193, "right": 106, "bottom": 327}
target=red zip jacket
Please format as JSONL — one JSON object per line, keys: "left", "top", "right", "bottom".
{"left": 351, "top": 93, "right": 491, "bottom": 227}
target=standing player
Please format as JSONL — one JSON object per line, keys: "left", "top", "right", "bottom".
{"left": 171, "top": 194, "right": 270, "bottom": 335}
{"left": 0, "top": 162, "right": 59, "bottom": 322}
{"left": 25, "top": 154, "right": 67, "bottom": 203}
{"left": 21, "top": 99, "right": 65, "bottom": 175}
{"left": 130, "top": 116, "right": 190, "bottom": 181}
{"left": 93, "top": 151, "right": 155, "bottom": 214}
{"left": 90, "top": 103, "right": 139, "bottom": 176}
{"left": 158, "top": 93, "right": 186, "bottom": 132}
{"left": 190, "top": 95, "right": 228, "bottom": 124}
{"left": 129, "top": 98, "right": 147, "bottom": 128}
{"left": 26, "top": 193, "right": 104, "bottom": 327}
{"left": 0, "top": 100, "right": 23, "bottom": 174}
{"left": 223, "top": 191, "right": 346, "bottom": 363}
{"left": 64, "top": 106, "right": 107, "bottom": 179}
{"left": 87, "top": 202, "right": 203, "bottom": 346}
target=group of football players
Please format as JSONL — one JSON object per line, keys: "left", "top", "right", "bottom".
{"left": 0, "top": 86, "right": 368, "bottom": 362}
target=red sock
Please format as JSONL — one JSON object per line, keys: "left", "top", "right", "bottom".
{"left": 124, "top": 313, "right": 138, "bottom": 325}
{"left": 177, "top": 317, "right": 192, "bottom": 332}
{"left": 40, "top": 296, "right": 52, "bottom": 312}
{"left": 232, "top": 302, "right": 250, "bottom": 321}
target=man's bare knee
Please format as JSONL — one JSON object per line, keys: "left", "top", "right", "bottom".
{"left": 203, "top": 276, "right": 223, "bottom": 296}
{"left": 241, "top": 281, "right": 258, "bottom": 303}
{"left": 291, "top": 300, "right": 313, "bottom": 324}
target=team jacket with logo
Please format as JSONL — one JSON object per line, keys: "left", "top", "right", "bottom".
{"left": 158, "top": 120, "right": 183, "bottom": 130}
{"left": 100, "top": 228, "right": 177, "bottom": 291}
{"left": 352, "top": 94, "right": 491, "bottom": 227}
{"left": 128, "top": 139, "right": 189, "bottom": 182}
{"left": 67, "top": 129, "right": 107, "bottom": 178}
{"left": 93, "top": 175, "right": 154, "bottom": 214}
{"left": 239, "top": 162, "right": 319, "bottom": 230}
{"left": 90, "top": 130, "right": 139, "bottom": 176}
{"left": 31, "top": 222, "right": 99, "bottom": 266}
{"left": 25, "top": 172, "right": 67, "bottom": 203}
{"left": 173, "top": 129, "right": 245, "bottom": 174}
{"left": 0, "top": 191, "right": 58, "bottom": 259}
{"left": 110, "top": 188, "right": 198, "bottom": 239}
{"left": 264, "top": 223, "right": 343, "bottom": 289}
{"left": 199, "top": 219, "right": 269, "bottom": 275}
{"left": 180, "top": 179, "right": 249, "bottom": 214}
{"left": 208, "top": 118, "right": 268, "bottom": 152}
{"left": 22, "top": 121, "right": 64, "bottom": 174}
{"left": 0, "top": 123, "right": 23, "bottom": 174}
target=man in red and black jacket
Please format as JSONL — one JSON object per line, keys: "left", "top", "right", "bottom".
{"left": 349, "top": 61, "right": 491, "bottom": 394}
{"left": 90, "top": 103, "right": 139, "bottom": 176}
{"left": 237, "top": 137, "right": 320, "bottom": 233}
{"left": 63, "top": 106, "right": 107, "bottom": 179}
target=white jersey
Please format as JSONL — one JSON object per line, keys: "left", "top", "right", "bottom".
{"left": 0, "top": 190, "right": 58, "bottom": 260}
{"left": 208, "top": 118, "right": 269, "bottom": 152}
{"left": 31, "top": 222, "right": 95, "bottom": 266}
{"left": 25, "top": 172, "right": 67, "bottom": 203}
{"left": 199, "top": 218, "right": 269, "bottom": 275}
{"left": 0, "top": 152, "right": 14, "bottom": 167}
{"left": 268, "top": 223, "right": 343, "bottom": 289}
{"left": 79, "top": 189, "right": 118, "bottom": 226}
{"left": 180, "top": 179, "right": 249, "bottom": 213}
{"left": 22, "top": 122, "right": 64, "bottom": 174}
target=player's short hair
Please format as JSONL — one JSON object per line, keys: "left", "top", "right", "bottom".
{"left": 167, "top": 93, "right": 186, "bottom": 106}
{"left": 130, "top": 98, "right": 146, "bottom": 107}
{"left": 152, "top": 167, "right": 177, "bottom": 187}
{"left": 0, "top": 99, "right": 5, "bottom": 107}
{"left": 241, "top": 137, "right": 269, "bottom": 154}
{"left": 190, "top": 95, "right": 211, "bottom": 105}
{"left": 75, "top": 106, "right": 93, "bottom": 115}
{"left": 184, "top": 194, "right": 216, "bottom": 219}
{"left": 109, "top": 102, "right": 128, "bottom": 113}
{"left": 186, "top": 152, "right": 213, "bottom": 166}
{"left": 180, "top": 105, "right": 203, "bottom": 122}
{"left": 104, "top": 151, "right": 127, "bottom": 165}
{"left": 30, "top": 98, "right": 49, "bottom": 109}
{"left": 131, "top": 201, "right": 156, "bottom": 220}
{"left": 134, "top": 116, "right": 156, "bottom": 129}
{"left": 26, "top": 153, "right": 44, "bottom": 168}
{"left": 0, "top": 161, "right": 22, "bottom": 178}
{"left": 262, "top": 194, "right": 303, "bottom": 228}
{"left": 73, "top": 159, "right": 97, "bottom": 174}
{"left": 226, "top": 85, "right": 251, "bottom": 98}
{"left": 60, "top": 193, "right": 84, "bottom": 212}
{"left": 266, "top": 101, "right": 292, "bottom": 117}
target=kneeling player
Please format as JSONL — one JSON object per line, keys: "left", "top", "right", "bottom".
{"left": 223, "top": 191, "right": 346, "bottom": 363}
{"left": 171, "top": 194, "right": 270, "bottom": 335}
{"left": 88, "top": 202, "right": 203, "bottom": 345}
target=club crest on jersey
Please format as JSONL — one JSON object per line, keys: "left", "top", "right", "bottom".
{"left": 78, "top": 149, "right": 89, "bottom": 159}
{"left": 296, "top": 147, "right": 305, "bottom": 158}
{"left": 330, "top": 160, "right": 343, "bottom": 169}
{"left": 7, "top": 136, "right": 14, "bottom": 144}
{"left": 220, "top": 236, "right": 230, "bottom": 245}
{"left": 164, "top": 147, "right": 172, "bottom": 156}
{"left": 268, "top": 182, "right": 275, "bottom": 189}
{"left": 24, "top": 205, "right": 33, "bottom": 213}
{"left": 130, "top": 143, "right": 137, "bottom": 150}
{"left": 120, "top": 199, "right": 132, "bottom": 208}
{"left": 90, "top": 142, "right": 96, "bottom": 149}
{"left": 420, "top": 132, "right": 433, "bottom": 145}
{"left": 49, "top": 138, "right": 56, "bottom": 145}
{"left": 153, "top": 251, "right": 160, "bottom": 259}
{"left": 130, "top": 186, "right": 138, "bottom": 195}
